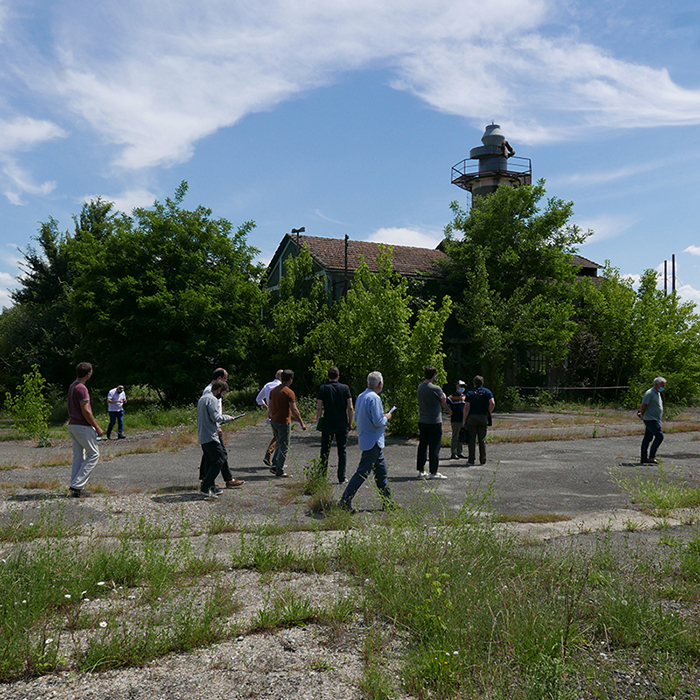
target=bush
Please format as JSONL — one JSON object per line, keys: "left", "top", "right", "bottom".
{"left": 4, "top": 365, "right": 52, "bottom": 446}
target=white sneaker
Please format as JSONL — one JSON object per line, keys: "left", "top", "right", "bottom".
{"left": 428, "top": 472, "right": 448, "bottom": 480}
{"left": 417, "top": 471, "right": 427, "bottom": 479}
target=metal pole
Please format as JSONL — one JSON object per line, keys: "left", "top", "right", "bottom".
{"left": 664, "top": 260, "right": 668, "bottom": 296}
{"left": 672, "top": 254, "right": 676, "bottom": 292}
{"left": 344, "top": 234, "right": 349, "bottom": 296}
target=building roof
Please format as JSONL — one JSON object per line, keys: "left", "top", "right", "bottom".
{"left": 571, "top": 254, "right": 601, "bottom": 269}
{"left": 271, "top": 234, "right": 448, "bottom": 279}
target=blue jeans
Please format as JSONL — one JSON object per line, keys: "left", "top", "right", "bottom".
{"left": 641, "top": 419, "right": 664, "bottom": 461}
{"left": 417, "top": 422, "right": 442, "bottom": 474}
{"left": 106, "top": 410, "right": 124, "bottom": 438}
{"left": 320, "top": 428, "right": 348, "bottom": 482}
{"left": 271, "top": 421, "right": 291, "bottom": 475}
{"left": 340, "top": 443, "right": 391, "bottom": 507}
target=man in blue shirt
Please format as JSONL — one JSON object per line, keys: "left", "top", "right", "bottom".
{"left": 339, "top": 371, "right": 394, "bottom": 511}
{"left": 638, "top": 376, "right": 666, "bottom": 464}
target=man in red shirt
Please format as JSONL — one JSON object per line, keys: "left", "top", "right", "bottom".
{"left": 67, "top": 362, "right": 104, "bottom": 497}
{"left": 268, "top": 369, "right": 306, "bottom": 477}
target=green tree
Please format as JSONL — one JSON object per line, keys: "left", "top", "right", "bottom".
{"left": 569, "top": 265, "right": 700, "bottom": 403}
{"left": 4, "top": 364, "right": 51, "bottom": 446}
{"left": 67, "top": 183, "right": 263, "bottom": 402}
{"left": 0, "top": 217, "right": 82, "bottom": 390}
{"left": 261, "top": 245, "right": 330, "bottom": 393}
{"left": 443, "top": 180, "right": 590, "bottom": 389}
{"left": 313, "top": 249, "right": 452, "bottom": 434}
{"left": 3, "top": 183, "right": 263, "bottom": 402}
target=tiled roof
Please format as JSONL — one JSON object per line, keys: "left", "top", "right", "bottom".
{"left": 571, "top": 254, "right": 601, "bottom": 269}
{"left": 293, "top": 234, "right": 448, "bottom": 278}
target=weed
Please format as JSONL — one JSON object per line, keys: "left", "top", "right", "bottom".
{"left": 251, "top": 589, "right": 318, "bottom": 632}
{"left": 612, "top": 464, "right": 700, "bottom": 516}
{"left": 497, "top": 512, "right": 571, "bottom": 524}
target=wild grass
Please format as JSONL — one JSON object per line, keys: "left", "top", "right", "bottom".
{"left": 611, "top": 464, "right": 700, "bottom": 516}
{"left": 3, "top": 492, "right": 700, "bottom": 696}
{"left": 496, "top": 512, "right": 571, "bottom": 524}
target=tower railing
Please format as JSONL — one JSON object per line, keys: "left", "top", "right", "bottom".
{"left": 451, "top": 155, "right": 532, "bottom": 189}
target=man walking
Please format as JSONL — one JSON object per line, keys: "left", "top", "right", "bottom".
{"left": 106, "top": 385, "right": 127, "bottom": 439}
{"left": 417, "top": 366, "right": 450, "bottom": 479}
{"left": 339, "top": 371, "right": 394, "bottom": 511}
{"left": 67, "top": 362, "right": 103, "bottom": 497}
{"left": 316, "top": 366, "right": 354, "bottom": 483}
{"left": 638, "top": 376, "right": 666, "bottom": 464}
{"left": 256, "top": 369, "right": 283, "bottom": 466}
{"left": 197, "top": 379, "right": 245, "bottom": 498}
{"left": 462, "top": 375, "right": 495, "bottom": 465}
{"left": 446, "top": 380, "right": 467, "bottom": 459}
{"left": 199, "top": 368, "right": 244, "bottom": 489}
{"left": 268, "top": 370, "right": 306, "bottom": 477}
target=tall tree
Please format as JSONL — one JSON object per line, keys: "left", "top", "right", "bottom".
{"left": 68, "top": 183, "right": 263, "bottom": 402}
{"left": 312, "top": 249, "right": 452, "bottom": 434}
{"left": 2, "top": 183, "right": 263, "bottom": 402}
{"left": 443, "top": 180, "right": 590, "bottom": 388}
{"left": 261, "top": 245, "right": 330, "bottom": 394}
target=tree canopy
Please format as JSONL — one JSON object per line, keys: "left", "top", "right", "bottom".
{"left": 442, "top": 180, "right": 591, "bottom": 388}
{"left": 2, "top": 183, "right": 264, "bottom": 402}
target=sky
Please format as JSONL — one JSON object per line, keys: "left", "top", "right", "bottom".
{"left": 1, "top": 0, "right": 700, "bottom": 308}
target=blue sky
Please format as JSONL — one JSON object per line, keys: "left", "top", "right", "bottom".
{"left": 1, "top": 0, "right": 700, "bottom": 307}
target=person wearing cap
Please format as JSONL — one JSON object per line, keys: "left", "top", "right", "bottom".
{"left": 446, "top": 380, "right": 467, "bottom": 459}
{"left": 106, "top": 384, "right": 127, "bottom": 439}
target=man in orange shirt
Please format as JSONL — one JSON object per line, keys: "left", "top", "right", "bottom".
{"left": 268, "top": 369, "right": 306, "bottom": 477}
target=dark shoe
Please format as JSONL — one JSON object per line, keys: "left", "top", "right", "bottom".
{"left": 69, "top": 487, "right": 90, "bottom": 498}
{"left": 467, "top": 461, "right": 475, "bottom": 466}
{"left": 338, "top": 478, "right": 347, "bottom": 485}
{"left": 450, "top": 454, "right": 458, "bottom": 460}
{"left": 106, "top": 434, "right": 112, "bottom": 440}
{"left": 480, "top": 460, "right": 487, "bottom": 465}
{"left": 338, "top": 501, "right": 355, "bottom": 514}
{"left": 200, "top": 488, "right": 219, "bottom": 500}
{"left": 225, "top": 479, "right": 245, "bottom": 488}
{"left": 275, "top": 472, "right": 292, "bottom": 478}
{"left": 117, "top": 434, "right": 126, "bottom": 440}
{"left": 382, "top": 500, "right": 401, "bottom": 512}
{"left": 212, "top": 486, "right": 224, "bottom": 495}
{"left": 642, "top": 457, "right": 658, "bottom": 464}
{"left": 458, "top": 454, "right": 465, "bottom": 459}
{"left": 263, "top": 457, "right": 273, "bottom": 467}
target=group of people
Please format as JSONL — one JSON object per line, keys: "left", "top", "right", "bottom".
{"left": 65, "top": 360, "right": 669, "bottom": 503}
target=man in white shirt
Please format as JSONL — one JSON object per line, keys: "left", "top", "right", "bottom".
{"left": 106, "top": 385, "right": 127, "bottom": 439}
{"left": 256, "top": 369, "right": 283, "bottom": 466}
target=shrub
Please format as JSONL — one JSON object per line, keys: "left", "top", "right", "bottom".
{"left": 4, "top": 365, "right": 52, "bottom": 446}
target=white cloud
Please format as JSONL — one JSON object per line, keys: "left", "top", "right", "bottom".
{"left": 677, "top": 283, "right": 700, "bottom": 305}
{"left": 2, "top": 159, "right": 57, "bottom": 205}
{"left": 5, "top": 0, "right": 696, "bottom": 172}
{"left": 0, "top": 117, "right": 65, "bottom": 153}
{"left": 0, "top": 270, "right": 17, "bottom": 309}
{"left": 577, "top": 214, "right": 635, "bottom": 245}
{"left": 81, "top": 188, "right": 157, "bottom": 215}
{"left": 684, "top": 245, "right": 700, "bottom": 256}
{"left": 0, "top": 117, "right": 65, "bottom": 204}
{"left": 364, "top": 226, "right": 443, "bottom": 249}
{"left": 314, "top": 209, "right": 346, "bottom": 226}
